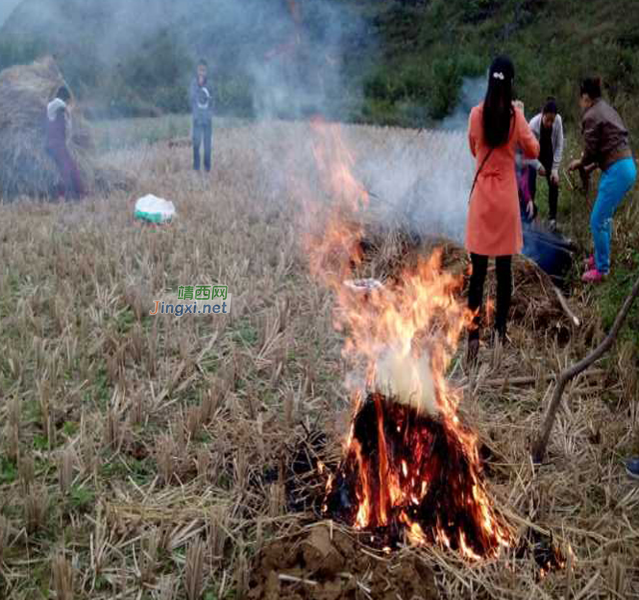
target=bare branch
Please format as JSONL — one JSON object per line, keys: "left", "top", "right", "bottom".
{"left": 532, "top": 273, "right": 639, "bottom": 464}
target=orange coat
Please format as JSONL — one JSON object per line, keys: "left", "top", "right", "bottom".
{"left": 465, "top": 104, "right": 540, "bottom": 257}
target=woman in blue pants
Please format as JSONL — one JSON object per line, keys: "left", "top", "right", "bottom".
{"left": 568, "top": 77, "right": 637, "bottom": 283}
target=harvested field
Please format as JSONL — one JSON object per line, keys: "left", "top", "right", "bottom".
{"left": 0, "top": 119, "right": 638, "bottom": 599}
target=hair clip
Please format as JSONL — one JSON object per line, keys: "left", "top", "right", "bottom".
{"left": 493, "top": 72, "right": 505, "bottom": 80}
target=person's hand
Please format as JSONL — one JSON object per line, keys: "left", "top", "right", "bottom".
{"left": 568, "top": 159, "right": 582, "bottom": 172}
{"left": 551, "top": 170, "right": 559, "bottom": 185}
{"left": 526, "top": 200, "right": 535, "bottom": 220}
{"left": 513, "top": 100, "right": 524, "bottom": 112}
{"left": 538, "top": 165, "right": 547, "bottom": 177}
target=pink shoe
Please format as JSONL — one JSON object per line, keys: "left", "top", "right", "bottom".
{"left": 584, "top": 255, "right": 595, "bottom": 269}
{"left": 582, "top": 268, "right": 606, "bottom": 283}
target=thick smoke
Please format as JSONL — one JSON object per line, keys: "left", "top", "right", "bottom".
{"left": 248, "top": 0, "right": 362, "bottom": 120}
{"left": 439, "top": 76, "right": 487, "bottom": 131}
{"left": 0, "top": 0, "right": 21, "bottom": 27}
{"left": 2, "top": 0, "right": 484, "bottom": 244}
{"left": 351, "top": 75, "right": 485, "bottom": 243}
{"left": 1, "top": 0, "right": 364, "bottom": 120}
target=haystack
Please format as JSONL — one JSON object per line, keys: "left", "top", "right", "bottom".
{"left": 0, "top": 56, "right": 129, "bottom": 199}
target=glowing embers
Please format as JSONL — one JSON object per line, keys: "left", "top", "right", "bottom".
{"left": 323, "top": 393, "right": 511, "bottom": 559}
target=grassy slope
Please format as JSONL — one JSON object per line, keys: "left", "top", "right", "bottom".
{"left": 361, "top": 0, "right": 639, "bottom": 127}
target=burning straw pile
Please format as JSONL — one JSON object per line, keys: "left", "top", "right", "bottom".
{"left": 0, "top": 56, "right": 130, "bottom": 199}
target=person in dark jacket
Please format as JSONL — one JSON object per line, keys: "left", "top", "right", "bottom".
{"left": 46, "top": 86, "right": 86, "bottom": 199}
{"left": 526, "top": 98, "right": 565, "bottom": 231}
{"left": 189, "top": 59, "right": 214, "bottom": 172}
{"left": 568, "top": 77, "right": 637, "bottom": 283}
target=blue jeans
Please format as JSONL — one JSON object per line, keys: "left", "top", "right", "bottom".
{"left": 193, "top": 120, "right": 212, "bottom": 171}
{"left": 591, "top": 157, "right": 637, "bottom": 273}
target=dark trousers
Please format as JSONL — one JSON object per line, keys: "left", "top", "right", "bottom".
{"left": 48, "top": 145, "right": 86, "bottom": 199}
{"left": 192, "top": 120, "right": 212, "bottom": 172}
{"left": 468, "top": 254, "right": 512, "bottom": 341}
{"left": 529, "top": 164, "right": 559, "bottom": 220}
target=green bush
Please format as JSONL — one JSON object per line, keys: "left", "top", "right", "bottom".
{"left": 429, "top": 58, "right": 463, "bottom": 119}
{"left": 215, "top": 77, "right": 254, "bottom": 117}
{"left": 463, "top": 0, "right": 504, "bottom": 24}
{"left": 597, "top": 250, "right": 639, "bottom": 346}
{"left": 155, "top": 85, "right": 189, "bottom": 114}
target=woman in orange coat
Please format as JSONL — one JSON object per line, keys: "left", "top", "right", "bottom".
{"left": 466, "top": 56, "right": 540, "bottom": 361}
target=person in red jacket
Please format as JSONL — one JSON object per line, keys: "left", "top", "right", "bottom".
{"left": 46, "top": 86, "right": 86, "bottom": 200}
{"left": 465, "top": 56, "right": 540, "bottom": 363}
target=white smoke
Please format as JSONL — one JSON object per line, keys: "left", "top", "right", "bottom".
{"left": 439, "top": 75, "right": 487, "bottom": 131}
{"left": 374, "top": 346, "right": 439, "bottom": 417}
{"left": 355, "top": 128, "right": 475, "bottom": 244}
{"left": 348, "top": 74, "right": 487, "bottom": 243}
{"left": 0, "top": 0, "right": 21, "bottom": 27}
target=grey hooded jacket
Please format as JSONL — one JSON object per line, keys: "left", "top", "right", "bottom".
{"left": 525, "top": 113, "right": 564, "bottom": 174}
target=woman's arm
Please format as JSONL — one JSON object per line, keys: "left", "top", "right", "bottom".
{"left": 58, "top": 108, "right": 68, "bottom": 143}
{"left": 516, "top": 109, "right": 540, "bottom": 159}
{"left": 553, "top": 115, "right": 564, "bottom": 171}
{"left": 580, "top": 113, "right": 600, "bottom": 168}
{"left": 569, "top": 113, "right": 600, "bottom": 171}
{"left": 467, "top": 110, "right": 477, "bottom": 157}
{"left": 528, "top": 113, "right": 541, "bottom": 140}
{"left": 189, "top": 79, "right": 198, "bottom": 112}
{"left": 525, "top": 157, "right": 543, "bottom": 171}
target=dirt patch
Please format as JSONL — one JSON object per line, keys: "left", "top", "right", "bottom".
{"left": 248, "top": 524, "right": 439, "bottom": 600}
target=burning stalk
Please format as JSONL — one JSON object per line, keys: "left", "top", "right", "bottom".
{"left": 301, "top": 120, "right": 513, "bottom": 559}
{"left": 323, "top": 389, "right": 511, "bottom": 557}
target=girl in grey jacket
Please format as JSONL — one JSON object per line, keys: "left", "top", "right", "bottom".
{"left": 526, "top": 98, "right": 564, "bottom": 229}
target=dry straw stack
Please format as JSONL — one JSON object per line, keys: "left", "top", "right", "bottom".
{"left": 0, "top": 56, "right": 129, "bottom": 200}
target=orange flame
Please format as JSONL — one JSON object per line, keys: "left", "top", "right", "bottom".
{"left": 304, "top": 120, "right": 512, "bottom": 559}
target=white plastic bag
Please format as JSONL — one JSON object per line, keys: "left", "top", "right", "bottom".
{"left": 134, "top": 194, "right": 176, "bottom": 224}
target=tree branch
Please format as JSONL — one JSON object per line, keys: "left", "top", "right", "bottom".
{"left": 532, "top": 272, "right": 639, "bottom": 464}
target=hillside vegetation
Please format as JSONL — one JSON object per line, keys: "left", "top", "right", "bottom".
{"left": 1, "top": 0, "right": 638, "bottom": 127}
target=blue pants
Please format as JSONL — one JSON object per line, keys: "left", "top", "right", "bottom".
{"left": 193, "top": 120, "right": 212, "bottom": 172}
{"left": 591, "top": 157, "right": 637, "bottom": 273}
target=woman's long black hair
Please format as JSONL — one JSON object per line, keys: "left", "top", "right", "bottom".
{"left": 482, "top": 56, "right": 516, "bottom": 148}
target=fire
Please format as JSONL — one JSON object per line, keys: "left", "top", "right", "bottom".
{"left": 303, "top": 121, "right": 512, "bottom": 559}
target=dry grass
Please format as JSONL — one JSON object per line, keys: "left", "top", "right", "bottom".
{"left": 0, "top": 119, "right": 638, "bottom": 599}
